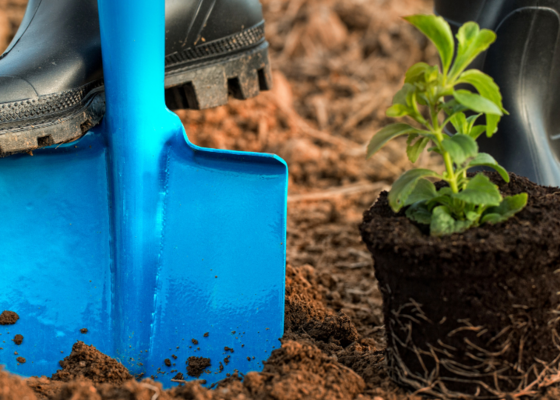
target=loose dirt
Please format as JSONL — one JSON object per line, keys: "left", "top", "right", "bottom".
{"left": 13, "top": 335, "right": 23, "bottom": 345}
{"left": 2, "top": 0, "right": 557, "bottom": 399}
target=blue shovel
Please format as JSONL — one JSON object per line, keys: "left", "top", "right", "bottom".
{"left": 0, "top": 0, "right": 287, "bottom": 387}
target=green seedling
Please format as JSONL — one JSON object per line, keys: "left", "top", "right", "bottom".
{"left": 367, "top": 15, "right": 527, "bottom": 236}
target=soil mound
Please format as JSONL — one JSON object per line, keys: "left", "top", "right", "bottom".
{"left": 0, "top": 368, "right": 37, "bottom": 400}
{"left": 51, "top": 341, "right": 133, "bottom": 384}
{"left": 250, "top": 340, "right": 366, "bottom": 399}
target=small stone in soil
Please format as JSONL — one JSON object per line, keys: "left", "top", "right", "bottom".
{"left": 172, "top": 372, "right": 184, "bottom": 380}
{"left": 16, "top": 357, "right": 25, "bottom": 363}
{"left": 13, "top": 334, "right": 23, "bottom": 345}
{"left": 0, "top": 311, "right": 19, "bottom": 325}
{"left": 186, "top": 356, "right": 211, "bottom": 378}
{"left": 203, "top": 332, "right": 209, "bottom": 337}
{"left": 164, "top": 359, "right": 171, "bottom": 367}
{"left": 80, "top": 328, "right": 88, "bottom": 334}
{"left": 191, "top": 338, "right": 198, "bottom": 345}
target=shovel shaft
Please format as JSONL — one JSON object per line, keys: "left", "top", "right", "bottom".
{"left": 98, "top": 0, "right": 177, "bottom": 371}
{"left": 98, "top": 0, "right": 166, "bottom": 118}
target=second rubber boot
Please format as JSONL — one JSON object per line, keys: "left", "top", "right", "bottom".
{"left": 0, "top": 0, "right": 272, "bottom": 157}
{"left": 436, "top": 0, "right": 560, "bottom": 187}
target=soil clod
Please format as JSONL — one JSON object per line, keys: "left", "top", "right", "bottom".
{"left": 51, "top": 341, "right": 132, "bottom": 384}
{"left": 164, "top": 359, "right": 171, "bottom": 367}
{"left": 16, "top": 357, "right": 25, "bottom": 364}
{"left": 172, "top": 372, "right": 184, "bottom": 381}
{"left": 0, "top": 311, "right": 19, "bottom": 325}
{"left": 186, "top": 357, "right": 211, "bottom": 378}
{"left": 12, "top": 334, "right": 23, "bottom": 345}
{"left": 79, "top": 328, "right": 88, "bottom": 334}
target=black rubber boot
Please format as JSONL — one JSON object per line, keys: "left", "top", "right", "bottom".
{"left": 0, "top": 0, "right": 272, "bottom": 156}
{"left": 436, "top": 0, "right": 560, "bottom": 187}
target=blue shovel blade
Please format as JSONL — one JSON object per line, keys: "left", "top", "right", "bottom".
{"left": 0, "top": 127, "right": 287, "bottom": 387}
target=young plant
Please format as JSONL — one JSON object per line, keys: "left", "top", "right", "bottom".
{"left": 367, "top": 15, "right": 527, "bottom": 236}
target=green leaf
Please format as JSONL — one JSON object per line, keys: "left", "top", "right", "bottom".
{"left": 404, "top": 15, "right": 454, "bottom": 74}
{"left": 454, "top": 90, "right": 503, "bottom": 116}
{"left": 430, "top": 205, "right": 474, "bottom": 236}
{"left": 459, "top": 70, "right": 504, "bottom": 110}
{"left": 367, "top": 123, "right": 418, "bottom": 159}
{"left": 467, "top": 125, "right": 487, "bottom": 140}
{"left": 427, "top": 146, "right": 442, "bottom": 155}
{"left": 449, "top": 22, "right": 496, "bottom": 80}
{"left": 481, "top": 193, "right": 528, "bottom": 224}
{"left": 406, "top": 201, "right": 433, "bottom": 225}
{"left": 486, "top": 115, "right": 500, "bottom": 138}
{"left": 392, "top": 83, "right": 415, "bottom": 106}
{"left": 404, "top": 178, "right": 437, "bottom": 206}
{"left": 466, "top": 113, "right": 482, "bottom": 132}
{"left": 407, "top": 137, "right": 430, "bottom": 163}
{"left": 458, "top": 70, "right": 507, "bottom": 137}
{"left": 453, "top": 173, "right": 502, "bottom": 206}
{"left": 405, "top": 62, "right": 431, "bottom": 84}
{"left": 388, "top": 169, "right": 441, "bottom": 212}
{"left": 386, "top": 104, "right": 412, "bottom": 118}
{"left": 449, "top": 112, "right": 467, "bottom": 134}
{"left": 468, "top": 153, "right": 509, "bottom": 182}
{"left": 442, "top": 99, "right": 468, "bottom": 116}
{"left": 466, "top": 211, "right": 480, "bottom": 222}
{"left": 441, "top": 134, "right": 478, "bottom": 165}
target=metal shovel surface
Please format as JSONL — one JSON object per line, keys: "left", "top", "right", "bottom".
{"left": 0, "top": 0, "right": 287, "bottom": 387}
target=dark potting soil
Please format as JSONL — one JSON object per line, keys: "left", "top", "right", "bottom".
{"left": 0, "top": 311, "right": 19, "bottom": 325}
{"left": 360, "top": 172, "right": 560, "bottom": 396}
{"left": 164, "top": 359, "right": 171, "bottom": 367}
{"left": 13, "top": 334, "right": 23, "bottom": 345}
{"left": 16, "top": 357, "right": 26, "bottom": 364}
{"left": 51, "top": 341, "right": 133, "bottom": 384}
{"left": 186, "top": 357, "right": 211, "bottom": 378}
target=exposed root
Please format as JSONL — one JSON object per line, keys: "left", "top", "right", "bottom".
{"left": 384, "top": 300, "right": 560, "bottom": 399}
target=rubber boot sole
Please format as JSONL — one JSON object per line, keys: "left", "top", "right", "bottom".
{"left": 0, "top": 27, "right": 272, "bottom": 157}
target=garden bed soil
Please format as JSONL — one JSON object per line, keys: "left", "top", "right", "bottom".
{"left": 360, "top": 173, "right": 560, "bottom": 397}
{"left": 1, "top": 0, "right": 559, "bottom": 399}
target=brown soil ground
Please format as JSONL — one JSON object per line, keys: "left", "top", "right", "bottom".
{"left": 1, "top": 0, "right": 557, "bottom": 399}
